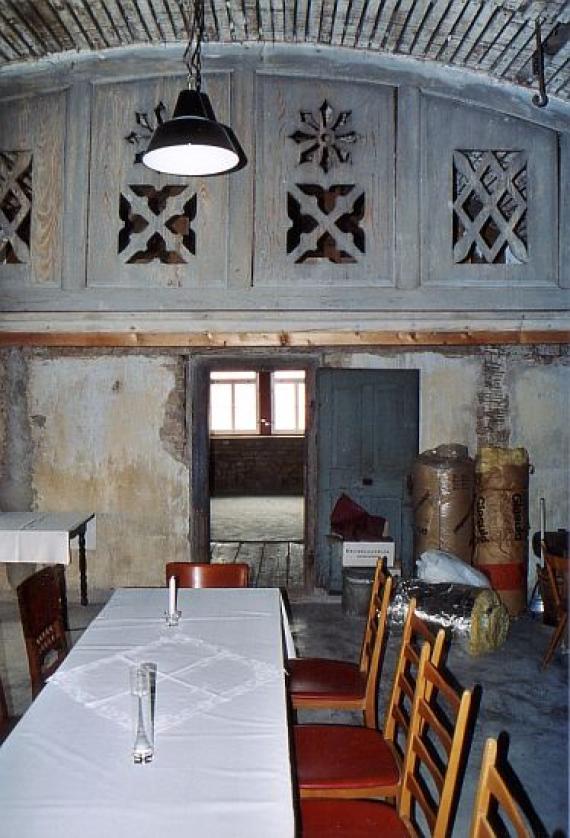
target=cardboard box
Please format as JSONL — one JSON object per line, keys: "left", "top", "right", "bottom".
{"left": 341, "top": 539, "right": 395, "bottom": 569}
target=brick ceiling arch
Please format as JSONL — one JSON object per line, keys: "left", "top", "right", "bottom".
{"left": 0, "top": 1, "right": 568, "bottom": 103}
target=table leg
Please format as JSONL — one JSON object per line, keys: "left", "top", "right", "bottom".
{"left": 78, "top": 525, "right": 88, "bottom": 606}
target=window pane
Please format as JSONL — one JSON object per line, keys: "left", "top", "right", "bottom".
{"left": 273, "top": 381, "right": 297, "bottom": 431}
{"left": 297, "top": 383, "right": 306, "bottom": 431}
{"left": 234, "top": 381, "right": 258, "bottom": 431}
{"left": 210, "top": 371, "right": 256, "bottom": 381}
{"left": 210, "top": 382, "right": 233, "bottom": 431}
{"left": 273, "top": 370, "right": 305, "bottom": 381}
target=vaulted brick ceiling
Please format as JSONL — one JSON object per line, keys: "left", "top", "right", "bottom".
{"left": 0, "top": 1, "right": 568, "bottom": 102}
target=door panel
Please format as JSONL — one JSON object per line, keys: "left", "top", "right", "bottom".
{"left": 317, "top": 369, "right": 419, "bottom": 591}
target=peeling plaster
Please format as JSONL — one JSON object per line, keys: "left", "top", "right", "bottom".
{"left": 160, "top": 357, "right": 188, "bottom": 467}
{"left": 13, "top": 354, "right": 190, "bottom": 593}
{"left": 0, "top": 349, "right": 34, "bottom": 511}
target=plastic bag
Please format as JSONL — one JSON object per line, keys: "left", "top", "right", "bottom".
{"left": 416, "top": 549, "right": 490, "bottom": 588}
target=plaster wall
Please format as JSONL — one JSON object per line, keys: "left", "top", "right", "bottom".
{"left": 0, "top": 352, "right": 189, "bottom": 596}
{"left": 0, "top": 346, "right": 567, "bottom": 596}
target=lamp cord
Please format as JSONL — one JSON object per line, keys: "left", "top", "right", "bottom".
{"left": 183, "top": 0, "right": 204, "bottom": 92}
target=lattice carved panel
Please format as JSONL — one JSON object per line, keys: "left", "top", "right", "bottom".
{"left": 87, "top": 76, "right": 231, "bottom": 288}
{"left": 453, "top": 150, "right": 528, "bottom": 265}
{"left": 422, "top": 96, "right": 558, "bottom": 287}
{"left": 0, "top": 151, "right": 32, "bottom": 265}
{"left": 254, "top": 76, "right": 394, "bottom": 287}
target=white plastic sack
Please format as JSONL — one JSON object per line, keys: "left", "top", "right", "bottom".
{"left": 416, "top": 549, "right": 490, "bottom": 588}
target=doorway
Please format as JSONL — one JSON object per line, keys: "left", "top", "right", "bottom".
{"left": 188, "top": 355, "right": 318, "bottom": 592}
{"left": 316, "top": 369, "right": 419, "bottom": 591}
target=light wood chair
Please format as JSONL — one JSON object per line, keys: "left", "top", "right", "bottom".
{"left": 16, "top": 567, "right": 68, "bottom": 699}
{"left": 165, "top": 561, "right": 250, "bottom": 588}
{"left": 470, "top": 738, "right": 534, "bottom": 837}
{"left": 540, "top": 545, "right": 568, "bottom": 668}
{"left": 288, "top": 560, "right": 393, "bottom": 728}
{"left": 294, "top": 600, "right": 446, "bottom": 799}
{"left": 300, "top": 642, "right": 474, "bottom": 837}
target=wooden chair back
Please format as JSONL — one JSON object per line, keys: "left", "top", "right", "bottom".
{"left": 0, "top": 674, "right": 9, "bottom": 740}
{"left": 397, "top": 643, "right": 473, "bottom": 837}
{"left": 358, "top": 560, "right": 393, "bottom": 728}
{"left": 541, "top": 546, "right": 568, "bottom": 667}
{"left": 383, "top": 599, "right": 446, "bottom": 766}
{"left": 16, "top": 567, "right": 68, "bottom": 698}
{"left": 469, "top": 738, "right": 532, "bottom": 837}
{"left": 165, "top": 562, "right": 250, "bottom": 588}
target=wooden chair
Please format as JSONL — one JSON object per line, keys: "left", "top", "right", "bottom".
{"left": 1, "top": 675, "right": 12, "bottom": 743}
{"left": 165, "top": 561, "right": 250, "bottom": 588}
{"left": 16, "top": 567, "right": 68, "bottom": 699}
{"left": 294, "top": 600, "right": 446, "bottom": 799}
{"left": 470, "top": 738, "right": 533, "bottom": 837}
{"left": 541, "top": 545, "right": 568, "bottom": 668}
{"left": 288, "top": 560, "right": 393, "bottom": 728}
{"left": 300, "top": 642, "right": 474, "bottom": 837}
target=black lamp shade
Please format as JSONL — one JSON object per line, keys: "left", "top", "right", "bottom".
{"left": 142, "top": 90, "right": 247, "bottom": 176}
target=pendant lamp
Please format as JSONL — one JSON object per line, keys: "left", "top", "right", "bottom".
{"left": 142, "top": 0, "right": 247, "bottom": 177}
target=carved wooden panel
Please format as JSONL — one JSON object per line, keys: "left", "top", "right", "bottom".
{"left": 0, "top": 92, "right": 65, "bottom": 286}
{"left": 422, "top": 97, "right": 558, "bottom": 285}
{"left": 87, "top": 75, "right": 231, "bottom": 288}
{"left": 254, "top": 76, "right": 394, "bottom": 287}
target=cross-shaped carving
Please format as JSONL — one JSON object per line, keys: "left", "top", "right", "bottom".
{"left": 118, "top": 184, "right": 196, "bottom": 264}
{"left": 287, "top": 183, "right": 365, "bottom": 264}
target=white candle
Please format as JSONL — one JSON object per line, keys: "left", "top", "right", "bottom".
{"left": 168, "top": 574, "right": 176, "bottom": 616}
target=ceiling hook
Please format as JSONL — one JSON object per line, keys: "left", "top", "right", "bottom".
{"left": 532, "top": 18, "right": 549, "bottom": 108}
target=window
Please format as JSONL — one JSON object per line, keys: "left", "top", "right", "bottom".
{"left": 210, "top": 371, "right": 258, "bottom": 434}
{"left": 209, "top": 369, "right": 306, "bottom": 436}
{"left": 272, "top": 371, "right": 305, "bottom": 433}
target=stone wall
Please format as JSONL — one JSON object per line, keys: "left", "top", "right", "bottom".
{"left": 210, "top": 436, "right": 304, "bottom": 496}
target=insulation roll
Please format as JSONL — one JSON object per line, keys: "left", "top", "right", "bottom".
{"left": 474, "top": 446, "right": 531, "bottom": 616}
{"left": 412, "top": 444, "right": 475, "bottom": 565}
{"left": 390, "top": 579, "right": 509, "bottom": 655}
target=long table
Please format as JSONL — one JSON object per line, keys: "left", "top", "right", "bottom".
{"left": 0, "top": 587, "right": 295, "bottom": 837}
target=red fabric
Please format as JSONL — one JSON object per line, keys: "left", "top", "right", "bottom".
{"left": 295, "top": 725, "right": 400, "bottom": 790}
{"left": 478, "top": 562, "right": 526, "bottom": 591}
{"left": 288, "top": 658, "right": 366, "bottom": 701}
{"left": 301, "top": 799, "right": 408, "bottom": 838}
{"left": 330, "top": 494, "right": 386, "bottom": 541}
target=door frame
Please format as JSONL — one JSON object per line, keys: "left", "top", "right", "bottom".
{"left": 188, "top": 351, "right": 319, "bottom": 591}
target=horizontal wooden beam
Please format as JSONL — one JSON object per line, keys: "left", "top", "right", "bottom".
{"left": 0, "top": 330, "right": 568, "bottom": 348}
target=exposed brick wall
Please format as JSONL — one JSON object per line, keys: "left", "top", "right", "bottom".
{"left": 210, "top": 436, "right": 304, "bottom": 495}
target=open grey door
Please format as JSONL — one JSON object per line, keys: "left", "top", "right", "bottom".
{"left": 316, "top": 369, "right": 419, "bottom": 591}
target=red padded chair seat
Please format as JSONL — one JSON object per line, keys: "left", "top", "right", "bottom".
{"left": 301, "top": 798, "right": 408, "bottom": 837}
{"left": 294, "top": 724, "right": 400, "bottom": 790}
{"left": 288, "top": 659, "right": 366, "bottom": 700}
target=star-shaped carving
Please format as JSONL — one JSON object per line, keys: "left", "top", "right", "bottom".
{"left": 288, "top": 100, "right": 358, "bottom": 173}
{"left": 125, "top": 102, "right": 167, "bottom": 164}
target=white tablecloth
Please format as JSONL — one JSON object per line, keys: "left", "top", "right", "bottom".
{"left": 0, "top": 587, "right": 295, "bottom": 838}
{"left": 0, "top": 512, "right": 94, "bottom": 564}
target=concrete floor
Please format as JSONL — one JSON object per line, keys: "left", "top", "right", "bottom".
{"left": 211, "top": 495, "right": 304, "bottom": 542}
{"left": 1, "top": 591, "right": 568, "bottom": 836}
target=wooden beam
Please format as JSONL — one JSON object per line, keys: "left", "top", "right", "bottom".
{"left": 0, "top": 330, "right": 568, "bottom": 347}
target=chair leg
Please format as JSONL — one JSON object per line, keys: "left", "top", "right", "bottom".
{"left": 541, "top": 615, "right": 568, "bottom": 668}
